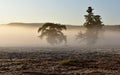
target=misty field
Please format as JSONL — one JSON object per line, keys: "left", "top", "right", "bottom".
{"left": 0, "top": 25, "right": 120, "bottom": 75}
{"left": 0, "top": 24, "right": 120, "bottom": 47}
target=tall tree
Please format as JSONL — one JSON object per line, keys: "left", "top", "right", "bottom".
{"left": 84, "top": 7, "right": 104, "bottom": 29}
{"left": 76, "top": 7, "right": 104, "bottom": 45}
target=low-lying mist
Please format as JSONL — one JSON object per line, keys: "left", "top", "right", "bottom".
{"left": 0, "top": 24, "right": 120, "bottom": 48}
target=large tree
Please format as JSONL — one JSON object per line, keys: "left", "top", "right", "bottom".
{"left": 38, "top": 23, "right": 67, "bottom": 45}
{"left": 76, "top": 7, "right": 104, "bottom": 45}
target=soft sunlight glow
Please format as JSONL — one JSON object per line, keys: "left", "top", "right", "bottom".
{"left": 0, "top": 0, "right": 120, "bottom": 25}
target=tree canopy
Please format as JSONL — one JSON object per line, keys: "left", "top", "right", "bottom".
{"left": 84, "top": 7, "right": 104, "bottom": 29}
{"left": 38, "top": 23, "right": 67, "bottom": 45}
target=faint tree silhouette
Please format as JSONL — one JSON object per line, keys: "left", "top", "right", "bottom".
{"left": 38, "top": 23, "right": 67, "bottom": 45}
{"left": 76, "top": 28, "right": 104, "bottom": 45}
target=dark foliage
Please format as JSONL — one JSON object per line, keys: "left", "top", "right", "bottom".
{"left": 38, "top": 23, "right": 67, "bottom": 45}
{"left": 84, "top": 7, "right": 104, "bottom": 29}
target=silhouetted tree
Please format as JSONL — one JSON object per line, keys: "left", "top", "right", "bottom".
{"left": 38, "top": 23, "right": 67, "bottom": 45}
{"left": 84, "top": 7, "right": 104, "bottom": 29}
{"left": 76, "top": 7, "right": 104, "bottom": 45}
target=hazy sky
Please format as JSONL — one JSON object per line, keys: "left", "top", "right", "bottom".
{"left": 0, "top": 0, "right": 119, "bottom": 25}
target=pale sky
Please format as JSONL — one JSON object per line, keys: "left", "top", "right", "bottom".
{"left": 0, "top": 0, "right": 120, "bottom": 25}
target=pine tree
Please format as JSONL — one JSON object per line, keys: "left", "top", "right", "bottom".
{"left": 84, "top": 7, "right": 104, "bottom": 29}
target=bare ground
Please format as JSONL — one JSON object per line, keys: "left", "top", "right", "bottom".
{"left": 0, "top": 47, "right": 120, "bottom": 75}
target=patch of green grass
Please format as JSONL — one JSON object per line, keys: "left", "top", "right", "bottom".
{"left": 59, "top": 58, "right": 97, "bottom": 66}
{"left": 59, "top": 59, "right": 81, "bottom": 66}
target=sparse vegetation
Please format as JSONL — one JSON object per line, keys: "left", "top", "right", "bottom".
{"left": 0, "top": 49, "right": 120, "bottom": 75}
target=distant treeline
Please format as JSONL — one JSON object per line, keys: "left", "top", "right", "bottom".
{"left": 5, "top": 22, "right": 120, "bottom": 30}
